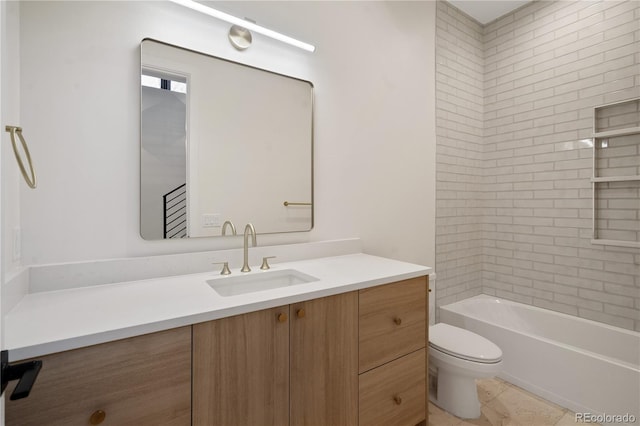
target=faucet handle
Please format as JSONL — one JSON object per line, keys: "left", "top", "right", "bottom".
{"left": 260, "top": 256, "right": 276, "bottom": 270}
{"left": 212, "top": 261, "right": 231, "bottom": 275}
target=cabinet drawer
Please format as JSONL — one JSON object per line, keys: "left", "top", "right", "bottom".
{"left": 6, "top": 327, "right": 192, "bottom": 426}
{"left": 359, "top": 349, "right": 426, "bottom": 426}
{"left": 359, "top": 277, "right": 426, "bottom": 373}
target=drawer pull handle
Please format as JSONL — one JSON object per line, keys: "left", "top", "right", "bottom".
{"left": 393, "top": 395, "right": 402, "bottom": 405}
{"left": 89, "top": 410, "right": 106, "bottom": 425}
{"left": 277, "top": 313, "right": 288, "bottom": 323}
{"left": 296, "top": 308, "right": 306, "bottom": 319}
{"left": 393, "top": 317, "right": 402, "bottom": 326}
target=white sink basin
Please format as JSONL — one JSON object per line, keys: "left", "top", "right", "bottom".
{"left": 206, "top": 269, "right": 319, "bottom": 297}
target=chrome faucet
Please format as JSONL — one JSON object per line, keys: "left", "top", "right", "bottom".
{"left": 241, "top": 223, "right": 257, "bottom": 272}
{"left": 221, "top": 220, "right": 237, "bottom": 236}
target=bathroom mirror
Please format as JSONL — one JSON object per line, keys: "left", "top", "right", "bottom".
{"left": 140, "top": 39, "right": 313, "bottom": 240}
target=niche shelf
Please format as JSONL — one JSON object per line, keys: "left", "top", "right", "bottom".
{"left": 591, "top": 97, "right": 640, "bottom": 249}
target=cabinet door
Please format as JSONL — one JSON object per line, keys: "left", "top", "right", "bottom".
{"left": 290, "top": 292, "right": 358, "bottom": 426}
{"left": 193, "top": 306, "right": 290, "bottom": 426}
{"left": 5, "top": 327, "right": 191, "bottom": 426}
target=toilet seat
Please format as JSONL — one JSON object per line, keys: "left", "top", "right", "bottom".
{"left": 429, "top": 323, "right": 502, "bottom": 364}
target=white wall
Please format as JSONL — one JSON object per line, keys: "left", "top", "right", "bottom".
{"left": 16, "top": 1, "right": 436, "bottom": 268}
{"left": 1, "top": 1, "right": 22, "bottom": 420}
{"left": 0, "top": 1, "right": 4, "bottom": 421}
{"left": 2, "top": 1, "right": 21, "bottom": 280}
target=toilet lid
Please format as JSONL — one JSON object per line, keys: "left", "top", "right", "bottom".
{"left": 429, "top": 323, "right": 502, "bottom": 364}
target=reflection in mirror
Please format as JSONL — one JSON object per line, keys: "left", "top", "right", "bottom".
{"left": 140, "top": 39, "right": 313, "bottom": 240}
{"left": 141, "top": 70, "right": 188, "bottom": 238}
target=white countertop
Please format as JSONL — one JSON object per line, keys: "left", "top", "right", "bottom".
{"left": 5, "top": 253, "right": 431, "bottom": 361}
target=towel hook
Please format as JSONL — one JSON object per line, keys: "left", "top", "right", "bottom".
{"left": 5, "top": 126, "right": 37, "bottom": 189}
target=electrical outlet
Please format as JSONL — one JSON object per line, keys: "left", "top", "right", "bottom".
{"left": 202, "top": 213, "right": 221, "bottom": 228}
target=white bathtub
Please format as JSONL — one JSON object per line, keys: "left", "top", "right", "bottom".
{"left": 440, "top": 295, "right": 640, "bottom": 425}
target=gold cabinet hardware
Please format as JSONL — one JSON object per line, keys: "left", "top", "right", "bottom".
{"left": 393, "top": 395, "right": 402, "bottom": 405}
{"left": 277, "top": 313, "right": 288, "bottom": 323}
{"left": 89, "top": 410, "right": 106, "bottom": 425}
{"left": 393, "top": 317, "right": 402, "bottom": 326}
{"left": 296, "top": 308, "right": 306, "bottom": 319}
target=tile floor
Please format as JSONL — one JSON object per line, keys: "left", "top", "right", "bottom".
{"left": 428, "top": 377, "right": 598, "bottom": 426}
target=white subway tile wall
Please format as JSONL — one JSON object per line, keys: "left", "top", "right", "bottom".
{"left": 436, "top": 0, "right": 640, "bottom": 331}
{"left": 435, "top": 0, "right": 485, "bottom": 312}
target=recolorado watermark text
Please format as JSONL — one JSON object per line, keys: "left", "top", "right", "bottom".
{"left": 576, "top": 413, "right": 637, "bottom": 424}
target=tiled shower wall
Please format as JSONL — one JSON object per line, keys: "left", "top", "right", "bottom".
{"left": 435, "top": 1, "right": 485, "bottom": 309}
{"left": 435, "top": 0, "right": 640, "bottom": 331}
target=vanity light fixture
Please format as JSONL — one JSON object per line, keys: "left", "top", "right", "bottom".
{"left": 168, "top": 0, "right": 316, "bottom": 52}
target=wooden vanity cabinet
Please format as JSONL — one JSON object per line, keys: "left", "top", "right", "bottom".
{"left": 192, "top": 291, "right": 358, "bottom": 426}
{"left": 5, "top": 327, "right": 192, "bottom": 426}
{"left": 5, "top": 275, "right": 428, "bottom": 426}
{"left": 358, "top": 276, "right": 429, "bottom": 426}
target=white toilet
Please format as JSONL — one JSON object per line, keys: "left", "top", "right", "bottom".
{"left": 428, "top": 323, "right": 503, "bottom": 419}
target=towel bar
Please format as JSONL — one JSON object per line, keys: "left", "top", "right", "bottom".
{"left": 5, "top": 126, "right": 37, "bottom": 189}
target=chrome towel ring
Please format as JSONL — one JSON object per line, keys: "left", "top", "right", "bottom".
{"left": 5, "top": 126, "right": 36, "bottom": 189}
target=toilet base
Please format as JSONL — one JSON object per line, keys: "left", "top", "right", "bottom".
{"left": 429, "top": 369, "right": 481, "bottom": 419}
{"left": 428, "top": 323, "right": 503, "bottom": 420}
